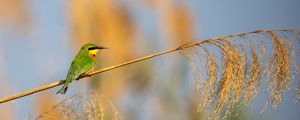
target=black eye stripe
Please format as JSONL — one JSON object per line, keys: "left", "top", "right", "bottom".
{"left": 88, "top": 47, "right": 99, "bottom": 50}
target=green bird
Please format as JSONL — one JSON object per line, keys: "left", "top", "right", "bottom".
{"left": 56, "top": 43, "right": 107, "bottom": 94}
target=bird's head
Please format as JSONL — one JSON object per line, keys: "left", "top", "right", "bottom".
{"left": 82, "top": 43, "right": 107, "bottom": 59}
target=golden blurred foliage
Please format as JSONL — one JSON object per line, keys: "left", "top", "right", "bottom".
{"left": 69, "top": 0, "right": 136, "bottom": 103}
{"left": 0, "top": 0, "right": 28, "bottom": 27}
{"left": 154, "top": 0, "right": 192, "bottom": 45}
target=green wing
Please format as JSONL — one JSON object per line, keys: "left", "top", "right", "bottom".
{"left": 66, "top": 50, "right": 95, "bottom": 80}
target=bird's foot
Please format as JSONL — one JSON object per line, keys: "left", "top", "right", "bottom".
{"left": 84, "top": 73, "right": 92, "bottom": 77}
{"left": 84, "top": 68, "right": 94, "bottom": 77}
{"left": 76, "top": 73, "right": 92, "bottom": 80}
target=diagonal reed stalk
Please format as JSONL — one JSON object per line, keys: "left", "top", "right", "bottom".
{"left": 0, "top": 29, "right": 299, "bottom": 110}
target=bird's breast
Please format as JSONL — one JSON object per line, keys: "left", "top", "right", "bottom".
{"left": 88, "top": 53, "right": 96, "bottom": 61}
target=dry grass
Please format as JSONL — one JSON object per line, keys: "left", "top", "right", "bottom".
{"left": 266, "top": 31, "right": 291, "bottom": 108}
{"left": 182, "top": 30, "right": 299, "bottom": 120}
{"left": 37, "top": 92, "right": 119, "bottom": 120}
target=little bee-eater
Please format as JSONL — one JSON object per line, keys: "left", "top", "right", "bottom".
{"left": 56, "top": 43, "right": 107, "bottom": 94}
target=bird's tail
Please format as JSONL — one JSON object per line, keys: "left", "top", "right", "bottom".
{"left": 56, "top": 80, "right": 70, "bottom": 94}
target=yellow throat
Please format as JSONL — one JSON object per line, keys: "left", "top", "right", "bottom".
{"left": 89, "top": 49, "right": 99, "bottom": 55}
{"left": 88, "top": 49, "right": 99, "bottom": 60}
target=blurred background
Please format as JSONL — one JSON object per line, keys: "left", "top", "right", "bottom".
{"left": 0, "top": 0, "right": 299, "bottom": 119}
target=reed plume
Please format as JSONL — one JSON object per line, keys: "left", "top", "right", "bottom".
{"left": 181, "top": 30, "right": 299, "bottom": 119}
{"left": 37, "top": 92, "right": 119, "bottom": 120}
